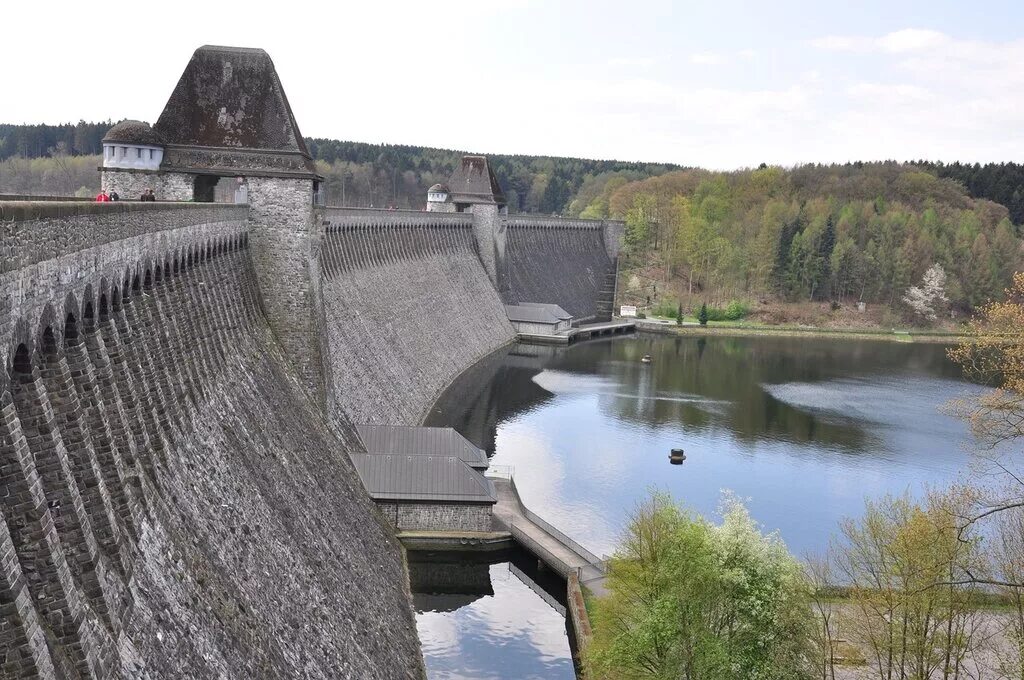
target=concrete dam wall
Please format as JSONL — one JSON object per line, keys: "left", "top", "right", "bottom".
{"left": 0, "top": 203, "right": 423, "bottom": 678}
{"left": 504, "top": 216, "right": 620, "bottom": 322}
{"left": 319, "top": 208, "right": 516, "bottom": 426}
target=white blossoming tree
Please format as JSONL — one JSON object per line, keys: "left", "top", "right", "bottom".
{"left": 902, "top": 263, "right": 949, "bottom": 322}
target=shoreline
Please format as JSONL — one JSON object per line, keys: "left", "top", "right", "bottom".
{"left": 633, "top": 319, "right": 967, "bottom": 343}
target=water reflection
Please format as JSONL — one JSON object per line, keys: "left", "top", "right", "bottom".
{"left": 427, "top": 335, "right": 982, "bottom": 557}
{"left": 410, "top": 550, "right": 576, "bottom": 680}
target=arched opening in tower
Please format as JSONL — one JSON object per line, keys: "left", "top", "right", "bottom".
{"left": 194, "top": 175, "right": 218, "bottom": 203}
{"left": 193, "top": 175, "right": 235, "bottom": 203}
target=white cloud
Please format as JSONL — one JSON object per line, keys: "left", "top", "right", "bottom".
{"left": 876, "top": 28, "right": 947, "bottom": 53}
{"left": 737, "top": 49, "right": 756, "bottom": 59}
{"left": 845, "top": 82, "right": 934, "bottom": 103}
{"left": 607, "top": 56, "right": 656, "bottom": 67}
{"left": 809, "top": 35, "right": 870, "bottom": 51}
{"left": 690, "top": 51, "right": 725, "bottom": 65}
{"left": 810, "top": 29, "right": 947, "bottom": 54}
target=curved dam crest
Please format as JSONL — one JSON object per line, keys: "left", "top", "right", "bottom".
{"left": 320, "top": 209, "right": 516, "bottom": 426}
{"left": 1, "top": 202, "right": 424, "bottom": 677}
{"left": 1, "top": 199, "right": 620, "bottom": 677}
{"left": 2, "top": 44, "right": 625, "bottom": 678}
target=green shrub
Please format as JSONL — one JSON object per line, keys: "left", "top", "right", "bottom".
{"left": 652, "top": 300, "right": 679, "bottom": 318}
{"left": 694, "top": 300, "right": 749, "bottom": 322}
{"left": 587, "top": 492, "right": 814, "bottom": 680}
{"left": 724, "top": 299, "right": 749, "bottom": 320}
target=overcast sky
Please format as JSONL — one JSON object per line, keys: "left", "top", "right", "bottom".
{"left": 4, "top": 0, "right": 1023, "bottom": 169}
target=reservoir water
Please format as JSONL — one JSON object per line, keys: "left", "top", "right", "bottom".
{"left": 416, "top": 333, "right": 983, "bottom": 678}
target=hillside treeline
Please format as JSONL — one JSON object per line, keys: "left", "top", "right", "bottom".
{"left": 0, "top": 122, "right": 677, "bottom": 210}
{"left": 4, "top": 122, "right": 1024, "bottom": 222}
{"left": 0, "top": 122, "right": 109, "bottom": 159}
{"left": 600, "top": 164, "right": 1023, "bottom": 314}
{"left": 308, "top": 138, "right": 677, "bottom": 211}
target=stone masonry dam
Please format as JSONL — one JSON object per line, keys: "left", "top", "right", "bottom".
{"left": 0, "top": 44, "right": 624, "bottom": 678}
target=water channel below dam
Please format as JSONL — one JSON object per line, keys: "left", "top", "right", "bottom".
{"left": 414, "top": 333, "right": 983, "bottom": 679}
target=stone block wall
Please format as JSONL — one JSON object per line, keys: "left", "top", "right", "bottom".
{"left": 1, "top": 204, "right": 425, "bottom": 678}
{"left": 469, "top": 203, "right": 505, "bottom": 293}
{"left": 504, "top": 217, "right": 620, "bottom": 322}
{"left": 319, "top": 210, "right": 515, "bottom": 426}
{"left": 247, "top": 177, "right": 324, "bottom": 399}
{"left": 101, "top": 170, "right": 194, "bottom": 202}
{"left": 376, "top": 502, "right": 493, "bottom": 532}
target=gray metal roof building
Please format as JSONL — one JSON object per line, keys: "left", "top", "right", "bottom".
{"left": 504, "top": 303, "right": 572, "bottom": 325}
{"left": 356, "top": 425, "right": 489, "bottom": 469}
{"left": 349, "top": 454, "right": 497, "bottom": 504}
{"left": 518, "top": 302, "right": 573, "bottom": 320}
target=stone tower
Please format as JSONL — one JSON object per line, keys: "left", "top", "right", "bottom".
{"left": 443, "top": 156, "right": 508, "bottom": 294}
{"left": 131, "top": 45, "right": 326, "bottom": 397}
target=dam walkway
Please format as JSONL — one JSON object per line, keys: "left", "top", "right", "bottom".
{"left": 517, "top": 318, "right": 636, "bottom": 346}
{"left": 488, "top": 471, "right": 610, "bottom": 597}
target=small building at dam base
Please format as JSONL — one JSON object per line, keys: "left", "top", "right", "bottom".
{"left": 353, "top": 425, "right": 496, "bottom": 532}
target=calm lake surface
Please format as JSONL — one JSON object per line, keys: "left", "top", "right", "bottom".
{"left": 410, "top": 549, "right": 577, "bottom": 680}
{"left": 418, "top": 333, "right": 984, "bottom": 678}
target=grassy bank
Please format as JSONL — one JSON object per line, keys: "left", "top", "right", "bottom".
{"left": 634, "top": 318, "right": 967, "bottom": 343}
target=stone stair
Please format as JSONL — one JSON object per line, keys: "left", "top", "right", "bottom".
{"left": 595, "top": 258, "right": 618, "bottom": 320}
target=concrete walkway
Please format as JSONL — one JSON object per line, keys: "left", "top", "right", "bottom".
{"left": 491, "top": 478, "right": 609, "bottom": 597}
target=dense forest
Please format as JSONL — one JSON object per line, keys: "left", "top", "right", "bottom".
{"left": 602, "top": 163, "right": 1023, "bottom": 319}
{"left": 3, "top": 121, "right": 1023, "bottom": 318}
{"left": 0, "top": 122, "right": 677, "bottom": 210}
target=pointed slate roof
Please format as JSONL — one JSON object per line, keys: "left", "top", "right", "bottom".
{"left": 154, "top": 45, "right": 318, "bottom": 178}
{"left": 447, "top": 156, "right": 506, "bottom": 206}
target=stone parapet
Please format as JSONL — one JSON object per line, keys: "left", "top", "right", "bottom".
{"left": 1, "top": 202, "right": 248, "bottom": 274}
{"left": 321, "top": 206, "right": 473, "bottom": 228}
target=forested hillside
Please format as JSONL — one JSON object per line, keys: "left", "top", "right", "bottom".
{"left": 3, "top": 122, "right": 1023, "bottom": 319}
{"left": 601, "top": 164, "right": 1023, "bottom": 320}
{"left": 0, "top": 122, "right": 677, "bottom": 209}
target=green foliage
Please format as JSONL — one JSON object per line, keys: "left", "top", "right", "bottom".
{"left": 0, "top": 121, "right": 110, "bottom": 159}
{"left": 0, "top": 154, "right": 102, "bottom": 196}
{"left": 307, "top": 137, "right": 676, "bottom": 213}
{"left": 625, "top": 194, "right": 657, "bottom": 251}
{"left": 694, "top": 300, "right": 748, "bottom": 322}
{"left": 0, "top": 122, "right": 677, "bottom": 212}
{"left": 651, "top": 300, "right": 680, "bottom": 318}
{"left": 587, "top": 492, "right": 813, "bottom": 680}
{"left": 612, "top": 164, "right": 1024, "bottom": 314}
{"left": 698, "top": 302, "right": 709, "bottom": 326}
{"left": 833, "top": 490, "right": 986, "bottom": 679}
{"left": 677, "top": 303, "right": 683, "bottom": 325}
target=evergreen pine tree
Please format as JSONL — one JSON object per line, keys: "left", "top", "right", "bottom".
{"left": 698, "top": 303, "right": 708, "bottom": 326}
{"left": 677, "top": 302, "right": 683, "bottom": 325}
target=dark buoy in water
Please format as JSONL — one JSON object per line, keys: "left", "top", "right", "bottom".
{"left": 669, "top": 448, "right": 686, "bottom": 465}
{"left": 641, "top": 354, "right": 652, "bottom": 364}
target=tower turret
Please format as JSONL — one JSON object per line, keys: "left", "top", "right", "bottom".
{"left": 426, "top": 183, "right": 454, "bottom": 212}
{"left": 102, "top": 120, "right": 164, "bottom": 171}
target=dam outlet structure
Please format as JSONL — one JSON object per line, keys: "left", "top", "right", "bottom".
{"left": 2, "top": 43, "right": 624, "bottom": 678}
